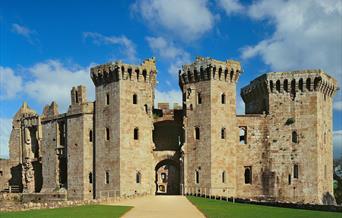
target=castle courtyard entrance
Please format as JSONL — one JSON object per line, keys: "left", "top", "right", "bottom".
{"left": 155, "top": 159, "right": 180, "bottom": 195}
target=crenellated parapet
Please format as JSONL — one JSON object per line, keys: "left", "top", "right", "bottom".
{"left": 90, "top": 57, "right": 157, "bottom": 87}
{"left": 241, "top": 69, "right": 339, "bottom": 103}
{"left": 179, "top": 56, "right": 242, "bottom": 88}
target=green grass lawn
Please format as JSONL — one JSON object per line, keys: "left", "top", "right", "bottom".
{"left": 0, "top": 205, "right": 132, "bottom": 218}
{"left": 187, "top": 196, "right": 342, "bottom": 218}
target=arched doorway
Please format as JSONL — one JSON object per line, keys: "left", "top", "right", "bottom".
{"left": 155, "top": 159, "right": 180, "bottom": 195}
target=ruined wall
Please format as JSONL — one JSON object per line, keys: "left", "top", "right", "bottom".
{"left": 40, "top": 103, "right": 62, "bottom": 192}
{"left": 235, "top": 115, "right": 268, "bottom": 199}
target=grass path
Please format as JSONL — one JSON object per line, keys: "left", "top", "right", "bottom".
{"left": 0, "top": 205, "right": 132, "bottom": 218}
{"left": 187, "top": 196, "right": 342, "bottom": 218}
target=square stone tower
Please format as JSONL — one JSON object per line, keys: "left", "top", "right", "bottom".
{"left": 179, "top": 57, "right": 241, "bottom": 196}
{"left": 241, "top": 70, "right": 339, "bottom": 204}
{"left": 91, "top": 58, "right": 157, "bottom": 198}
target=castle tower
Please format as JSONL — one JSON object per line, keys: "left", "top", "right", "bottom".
{"left": 241, "top": 70, "right": 339, "bottom": 204}
{"left": 66, "top": 85, "right": 94, "bottom": 200}
{"left": 91, "top": 58, "right": 157, "bottom": 198}
{"left": 179, "top": 57, "right": 242, "bottom": 195}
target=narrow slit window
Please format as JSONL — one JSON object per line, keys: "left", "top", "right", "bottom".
{"left": 292, "top": 131, "right": 298, "bottom": 143}
{"left": 288, "top": 174, "right": 291, "bottom": 185}
{"left": 144, "top": 104, "right": 148, "bottom": 114}
{"left": 195, "top": 127, "right": 200, "bottom": 140}
{"left": 222, "top": 171, "right": 226, "bottom": 183}
{"left": 106, "top": 128, "right": 110, "bottom": 141}
{"left": 221, "top": 128, "right": 226, "bottom": 139}
{"left": 105, "top": 171, "right": 109, "bottom": 184}
{"left": 134, "top": 128, "right": 139, "bottom": 140}
{"left": 89, "top": 130, "right": 93, "bottom": 142}
{"left": 106, "top": 93, "right": 110, "bottom": 105}
{"left": 197, "top": 92, "right": 202, "bottom": 105}
{"left": 221, "top": 93, "right": 226, "bottom": 104}
{"left": 89, "top": 172, "right": 93, "bottom": 184}
{"left": 75, "top": 91, "right": 79, "bottom": 103}
{"left": 133, "top": 94, "right": 138, "bottom": 104}
{"left": 294, "top": 164, "right": 299, "bottom": 179}
{"left": 195, "top": 170, "right": 199, "bottom": 184}
{"left": 136, "top": 171, "right": 141, "bottom": 184}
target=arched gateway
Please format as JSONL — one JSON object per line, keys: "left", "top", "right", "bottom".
{"left": 155, "top": 159, "right": 180, "bottom": 195}
{"left": 152, "top": 104, "right": 184, "bottom": 195}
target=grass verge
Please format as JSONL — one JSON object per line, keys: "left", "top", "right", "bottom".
{"left": 187, "top": 196, "right": 342, "bottom": 218}
{"left": 0, "top": 205, "right": 132, "bottom": 218}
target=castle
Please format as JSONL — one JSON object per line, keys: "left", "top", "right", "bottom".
{"left": 0, "top": 56, "right": 339, "bottom": 204}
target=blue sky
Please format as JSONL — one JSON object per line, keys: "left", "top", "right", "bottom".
{"left": 0, "top": 0, "right": 341, "bottom": 158}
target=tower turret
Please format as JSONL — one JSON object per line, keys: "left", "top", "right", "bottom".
{"left": 241, "top": 69, "right": 339, "bottom": 203}
{"left": 179, "top": 57, "right": 242, "bottom": 196}
{"left": 91, "top": 58, "right": 157, "bottom": 198}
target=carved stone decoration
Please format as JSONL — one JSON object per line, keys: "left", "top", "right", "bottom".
{"left": 22, "top": 158, "right": 35, "bottom": 193}
{"left": 24, "top": 127, "right": 34, "bottom": 159}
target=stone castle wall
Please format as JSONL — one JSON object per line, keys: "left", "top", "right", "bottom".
{"left": 0, "top": 56, "right": 338, "bottom": 205}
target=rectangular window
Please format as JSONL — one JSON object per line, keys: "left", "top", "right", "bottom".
{"left": 0, "top": 171, "right": 3, "bottom": 176}
{"left": 239, "top": 126, "right": 247, "bottom": 144}
{"left": 294, "top": 164, "right": 299, "bottom": 179}
{"left": 244, "top": 166, "right": 252, "bottom": 184}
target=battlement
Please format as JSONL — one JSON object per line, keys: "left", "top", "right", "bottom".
{"left": 241, "top": 69, "right": 339, "bottom": 103}
{"left": 179, "top": 56, "right": 242, "bottom": 87}
{"left": 90, "top": 57, "right": 157, "bottom": 86}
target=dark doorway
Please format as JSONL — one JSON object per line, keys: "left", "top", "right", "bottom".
{"left": 155, "top": 159, "right": 180, "bottom": 195}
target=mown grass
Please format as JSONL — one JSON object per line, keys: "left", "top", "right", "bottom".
{"left": 0, "top": 205, "right": 132, "bottom": 218}
{"left": 187, "top": 196, "right": 342, "bottom": 218}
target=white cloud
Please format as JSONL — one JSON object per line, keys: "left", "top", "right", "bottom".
{"left": 154, "top": 89, "right": 182, "bottom": 108}
{"left": 132, "top": 0, "right": 215, "bottom": 41}
{"left": 0, "top": 118, "right": 11, "bottom": 158}
{"left": 24, "top": 60, "right": 95, "bottom": 112}
{"left": 12, "top": 23, "right": 33, "bottom": 38}
{"left": 334, "top": 130, "right": 342, "bottom": 159}
{"left": 218, "top": 0, "right": 244, "bottom": 15}
{"left": 0, "top": 66, "right": 23, "bottom": 100}
{"left": 146, "top": 36, "right": 191, "bottom": 76}
{"left": 241, "top": 0, "right": 342, "bottom": 88}
{"left": 83, "top": 32, "right": 138, "bottom": 63}
{"left": 11, "top": 23, "right": 38, "bottom": 45}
